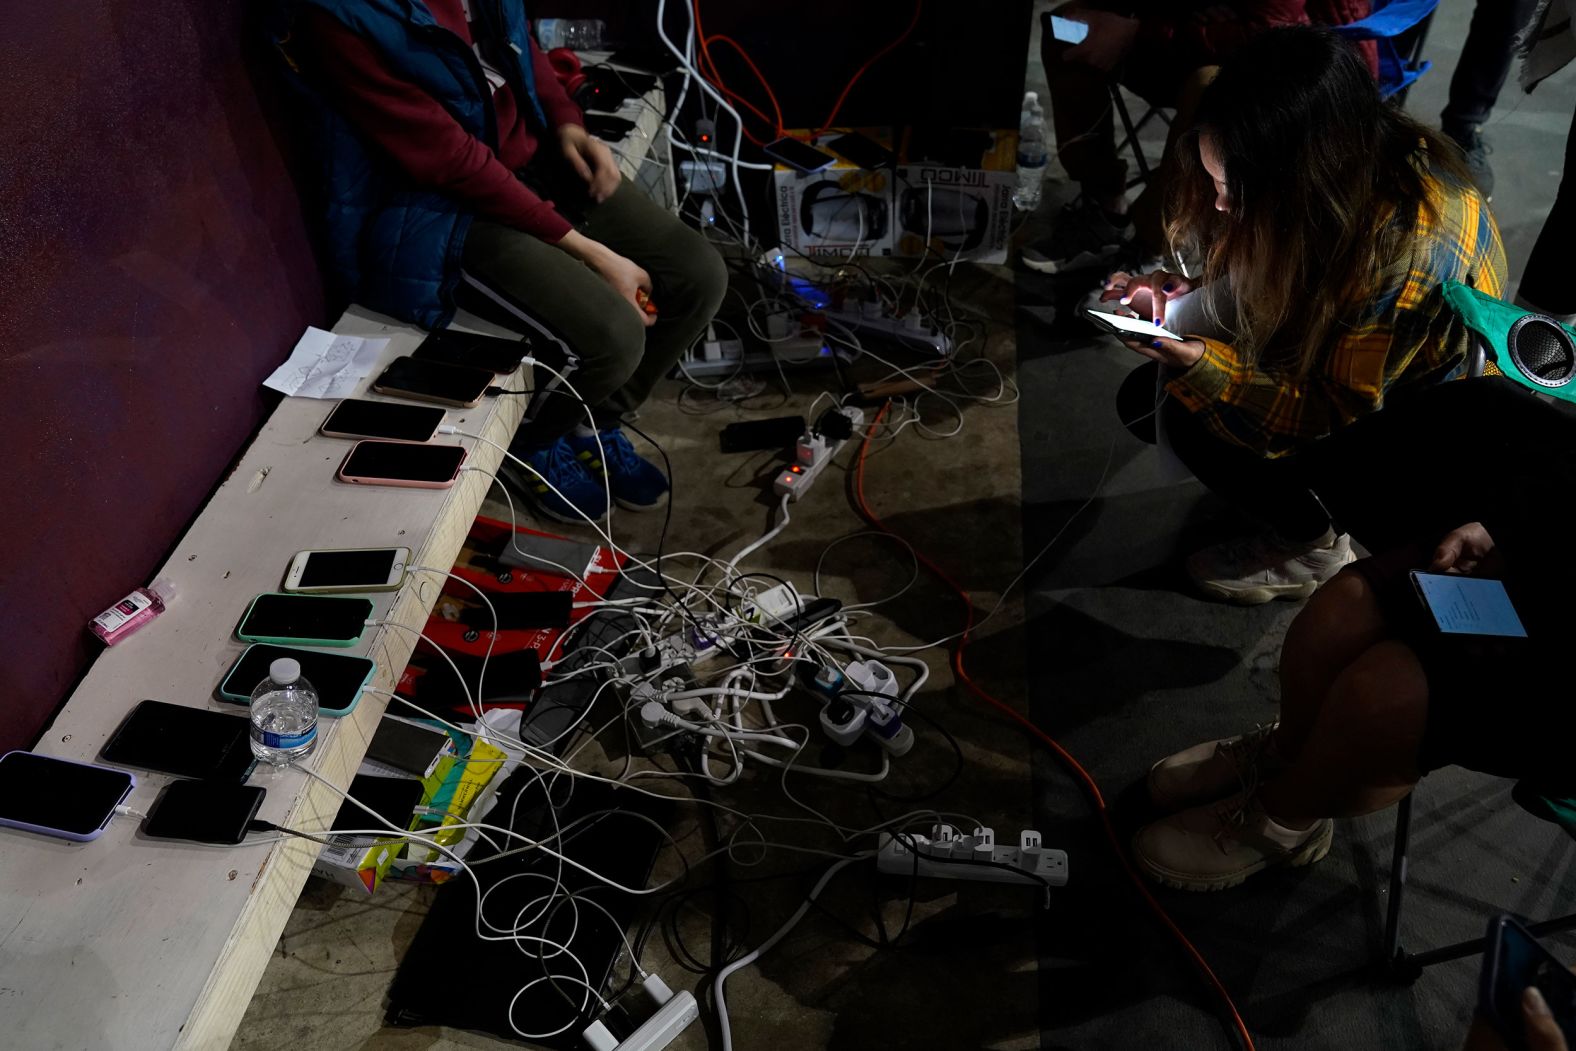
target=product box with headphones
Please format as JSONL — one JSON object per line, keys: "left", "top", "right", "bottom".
{"left": 775, "top": 165, "right": 895, "bottom": 261}
{"left": 890, "top": 165, "right": 1014, "bottom": 265}
{"left": 773, "top": 128, "right": 898, "bottom": 260}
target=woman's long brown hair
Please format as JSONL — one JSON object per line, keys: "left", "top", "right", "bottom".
{"left": 1165, "top": 27, "right": 1473, "bottom": 380}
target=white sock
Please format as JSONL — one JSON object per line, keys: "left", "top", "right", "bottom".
{"left": 570, "top": 423, "right": 598, "bottom": 438}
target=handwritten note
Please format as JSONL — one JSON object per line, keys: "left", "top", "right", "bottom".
{"left": 264, "top": 327, "right": 389, "bottom": 399}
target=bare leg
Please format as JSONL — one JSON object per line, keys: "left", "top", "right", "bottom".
{"left": 1260, "top": 639, "right": 1428, "bottom": 825}
{"left": 1272, "top": 568, "right": 1390, "bottom": 761}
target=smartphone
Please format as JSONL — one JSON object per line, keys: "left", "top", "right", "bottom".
{"left": 331, "top": 774, "right": 425, "bottom": 833}
{"left": 1050, "top": 14, "right": 1089, "bottom": 44}
{"left": 411, "top": 330, "right": 530, "bottom": 376}
{"left": 235, "top": 593, "right": 374, "bottom": 648}
{"left": 0, "top": 751, "right": 135, "bottom": 842}
{"left": 1480, "top": 914, "right": 1576, "bottom": 1049}
{"left": 217, "top": 644, "right": 377, "bottom": 717}
{"left": 1410, "top": 572, "right": 1529, "bottom": 638}
{"left": 457, "top": 591, "right": 573, "bottom": 630}
{"left": 100, "top": 700, "right": 256, "bottom": 781}
{"left": 1085, "top": 308, "right": 1183, "bottom": 342}
{"left": 338, "top": 440, "right": 468, "bottom": 489}
{"left": 719, "top": 415, "right": 807, "bottom": 454}
{"left": 763, "top": 136, "right": 838, "bottom": 174}
{"left": 826, "top": 132, "right": 896, "bottom": 171}
{"left": 320, "top": 399, "right": 446, "bottom": 443}
{"left": 495, "top": 531, "right": 602, "bottom": 575}
{"left": 143, "top": 780, "right": 267, "bottom": 845}
{"left": 372, "top": 356, "right": 495, "bottom": 408}
{"left": 283, "top": 547, "right": 411, "bottom": 594}
{"left": 366, "top": 718, "right": 450, "bottom": 778}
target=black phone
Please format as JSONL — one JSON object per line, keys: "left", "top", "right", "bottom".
{"left": 1480, "top": 914, "right": 1576, "bottom": 1048}
{"left": 331, "top": 774, "right": 425, "bottom": 833}
{"left": 0, "top": 751, "right": 136, "bottom": 842}
{"left": 763, "top": 137, "right": 838, "bottom": 174}
{"left": 100, "top": 700, "right": 255, "bottom": 781}
{"left": 366, "top": 718, "right": 450, "bottom": 778}
{"left": 826, "top": 131, "right": 895, "bottom": 171}
{"left": 320, "top": 399, "right": 446, "bottom": 443}
{"left": 456, "top": 591, "right": 573, "bottom": 630}
{"left": 412, "top": 330, "right": 530, "bottom": 376}
{"left": 372, "top": 356, "right": 495, "bottom": 408}
{"left": 217, "top": 645, "right": 377, "bottom": 717}
{"left": 143, "top": 780, "right": 267, "bottom": 845}
{"left": 583, "top": 113, "right": 637, "bottom": 140}
{"left": 235, "top": 593, "right": 374, "bottom": 648}
{"left": 719, "top": 415, "right": 806, "bottom": 454}
{"left": 338, "top": 440, "right": 468, "bottom": 487}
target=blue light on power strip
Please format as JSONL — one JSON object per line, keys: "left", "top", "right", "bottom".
{"left": 788, "top": 277, "right": 829, "bottom": 309}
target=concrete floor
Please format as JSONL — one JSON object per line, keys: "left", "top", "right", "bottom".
{"left": 239, "top": 7, "right": 1576, "bottom": 1050}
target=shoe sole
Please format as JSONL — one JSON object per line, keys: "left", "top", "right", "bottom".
{"left": 1021, "top": 243, "right": 1123, "bottom": 275}
{"left": 1135, "top": 820, "right": 1334, "bottom": 892}
{"left": 614, "top": 490, "right": 669, "bottom": 513}
{"left": 1192, "top": 550, "right": 1358, "bottom": 606}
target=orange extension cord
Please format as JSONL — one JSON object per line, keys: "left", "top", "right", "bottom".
{"left": 690, "top": 0, "right": 924, "bottom": 145}
{"left": 851, "top": 402, "right": 1258, "bottom": 1051}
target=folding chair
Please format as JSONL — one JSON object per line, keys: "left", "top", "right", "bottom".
{"left": 1331, "top": 0, "right": 1441, "bottom": 103}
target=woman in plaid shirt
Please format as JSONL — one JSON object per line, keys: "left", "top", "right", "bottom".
{"left": 1102, "top": 27, "right": 1506, "bottom": 604}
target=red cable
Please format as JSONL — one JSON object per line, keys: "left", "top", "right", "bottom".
{"left": 815, "top": 0, "right": 924, "bottom": 136}
{"left": 691, "top": 1, "right": 776, "bottom": 146}
{"left": 850, "top": 403, "right": 1258, "bottom": 1051}
{"left": 704, "top": 34, "right": 784, "bottom": 140}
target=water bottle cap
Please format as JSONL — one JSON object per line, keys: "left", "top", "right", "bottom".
{"left": 270, "top": 658, "right": 301, "bottom": 685}
{"left": 1024, "top": 91, "right": 1038, "bottom": 104}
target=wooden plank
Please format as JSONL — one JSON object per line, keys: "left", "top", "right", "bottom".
{"left": 0, "top": 306, "right": 527, "bottom": 1051}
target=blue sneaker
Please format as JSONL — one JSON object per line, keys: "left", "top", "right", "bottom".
{"left": 500, "top": 438, "right": 608, "bottom": 524}
{"left": 566, "top": 427, "right": 670, "bottom": 511}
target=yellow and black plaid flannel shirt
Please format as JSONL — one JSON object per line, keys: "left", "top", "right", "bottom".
{"left": 1166, "top": 170, "right": 1507, "bottom": 457}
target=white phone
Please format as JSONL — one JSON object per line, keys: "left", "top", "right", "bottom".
{"left": 1085, "top": 308, "right": 1183, "bottom": 342}
{"left": 283, "top": 547, "right": 411, "bottom": 594}
{"left": 1050, "top": 15, "right": 1089, "bottom": 44}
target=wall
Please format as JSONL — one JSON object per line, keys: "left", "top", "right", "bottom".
{"left": 0, "top": 2, "right": 323, "bottom": 751}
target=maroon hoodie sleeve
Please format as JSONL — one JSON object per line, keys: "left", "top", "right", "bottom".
{"left": 304, "top": 10, "right": 572, "bottom": 243}
{"left": 529, "top": 37, "right": 585, "bottom": 129}
{"left": 1136, "top": 0, "right": 1310, "bottom": 66}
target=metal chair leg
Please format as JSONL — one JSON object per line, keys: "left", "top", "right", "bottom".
{"left": 1110, "top": 86, "right": 1152, "bottom": 183}
{"left": 1383, "top": 791, "right": 1414, "bottom": 977}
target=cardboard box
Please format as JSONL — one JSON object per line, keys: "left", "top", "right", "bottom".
{"left": 773, "top": 127, "right": 1017, "bottom": 265}
{"left": 890, "top": 166, "right": 1015, "bottom": 265}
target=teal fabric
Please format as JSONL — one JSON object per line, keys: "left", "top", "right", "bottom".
{"left": 1512, "top": 779, "right": 1576, "bottom": 843}
{"left": 265, "top": 0, "right": 546, "bottom": 328}
{"left": 1442, "top": 281, "right": 1576, "bottom": 404}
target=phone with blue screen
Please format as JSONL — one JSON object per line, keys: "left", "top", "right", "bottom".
{"left": 1480, "top": 914, "right": 1576, "bottom": 1049}
{"left": 1409, "top": 572, "right": 1528, "bottom": 638}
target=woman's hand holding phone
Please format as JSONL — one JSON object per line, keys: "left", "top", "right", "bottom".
{"left": 1101, "top": 268, "right": 1206, "bottom": 368}
{"left": 1461, "top": 971, "right": 1576, "bottom": 1051}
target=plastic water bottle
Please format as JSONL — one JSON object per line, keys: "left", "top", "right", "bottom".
{"left": 249, "top": 658, "right": 319, "bottom": 765}
{"left": 535, "top": 18, "right": 604, "bottom": 50}
{"left": 1014, "top": 91, "right": 1049, "bottom": 213}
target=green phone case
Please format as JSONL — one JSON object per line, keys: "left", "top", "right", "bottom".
{"left": 216, "top": 644, "right": 375, "bottom": 718}
{"left": 235, "top": 593, "right": 373, "bottom": 649}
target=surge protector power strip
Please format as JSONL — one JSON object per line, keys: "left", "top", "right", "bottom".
{"left": 817, "top": 300, "right": 954, "bottom": 358}
{"left": 876, "top": 827, "right": 1068, "bottom": 899}
{"left": 773, "top": 406, "right": 865, "bottom": 501}
{"left": 582, "top": 978, "right": 698, "bottom": 1051}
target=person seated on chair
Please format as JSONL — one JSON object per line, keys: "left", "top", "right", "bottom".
{"left": 1130, "top": 375, "right": 1575, "bottom": 891}
{"left": 270, "top": 0, "right": 727, "bottom": 524}
{"left": 1103, "top": 26, "right": 1504, "bottom": 604}
{"left": 1022, "top": 0, "right": 1312, "bottom": 274}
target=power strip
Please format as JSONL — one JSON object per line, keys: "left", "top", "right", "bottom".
{"left": 876, "top": 827, "right": 1068, "bottom": 898}
{"left": 817, "top": 301, "right": 954, "bottom": 358}
{"left": 773, "top": 406, "right": 865, "bottom": 501}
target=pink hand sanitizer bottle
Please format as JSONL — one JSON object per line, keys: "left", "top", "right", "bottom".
{"left": 89, "top": 577, "right": 178, "bottom": 645}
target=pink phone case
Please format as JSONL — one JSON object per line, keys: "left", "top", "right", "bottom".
{"left": 336, "top": 441, "right": 467, "bottom": 489}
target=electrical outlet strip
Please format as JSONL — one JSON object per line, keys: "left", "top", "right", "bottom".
{"left": 875, "top": 828, "right": 1068, "bottom": 895}
{"left": 773, "top": 406, "right": 865, "bottom": 501}
{"left": 816, "top": 301, "right": 953, "bottom": 358}
{"left": 581, "top": 989, "right": 699, "bottom": 1051}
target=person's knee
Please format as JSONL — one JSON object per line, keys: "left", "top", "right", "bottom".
{"left": 684, "top": 242, "right": 728, "bottom": 322}
{"left": 573, "top": 305, "right": 647, "bottom": 392}
{"left": 1333, "top": 641, "right": 1429, "bottom": 721}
